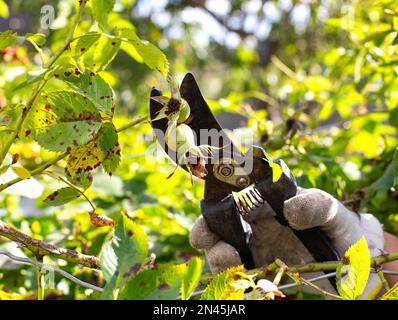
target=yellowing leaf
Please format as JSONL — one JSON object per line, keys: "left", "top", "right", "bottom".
{"left": 380, "top": 283, "right": 398, "bottom": 300}
{"left": 201, "top": 265, "right": 245, "bottom": 300}
{"left": 11, "top": 166, "right": 31, "bottom": 179}
{"left": 336, "top": 236, "right": 371, "bottom": 300}
{"left": 271, "top": 162, "right": 283, "bottom": 183}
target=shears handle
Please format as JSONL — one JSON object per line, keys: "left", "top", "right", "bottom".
{"left": 201, "top": 196, "right": 255, "bottom": 270}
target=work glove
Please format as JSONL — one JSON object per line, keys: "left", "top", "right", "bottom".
{"left": 189, "top": 187, "right": 385, "bottom": 298}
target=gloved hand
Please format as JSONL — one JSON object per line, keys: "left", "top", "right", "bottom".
{"left": 189, "top": 187, "right": 385, "bottom": 298}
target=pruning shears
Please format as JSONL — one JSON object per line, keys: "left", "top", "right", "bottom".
{"left": 149, "top": 73, "right": 339, "bottom": 280}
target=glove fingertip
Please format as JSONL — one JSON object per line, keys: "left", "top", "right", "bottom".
{"left": 189, "top": 216, "right": 220, "bottom": 250}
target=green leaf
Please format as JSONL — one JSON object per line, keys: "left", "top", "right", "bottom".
{"left": 27, "top": 91, "right": 102, "bottom": 152}
{"left": 43, "top": 187, "right": 81, "bottom": 206}
{"left": 393, "top": 148, "right": 398, "bottom": 188}
{"left": 67, "top": 171, "right": 93, "bottom": 190}
{"left": 0, "top": 0, "right": 9, "bottom": 18}
{"left": 119, "top": 263, "right": 187, "bottom": 300}
{"left": 389, "top": 107, "right": 398, "bottom": 127}
{"left": 11, "top": 166, "right": 31, "bottom": 179}
{"left": 201, "top": 265, "right": 245, "bottom": 300}
{"left": 65, "top": 122, "right": 120, "bottom": 177}
{"left": 118, "top": 28, "right": 169, "bottom": 77}
{"left": 90, "top": 0, "right": 115, "bottom": 29}
{"left": 99, "top": 212, "right": 148, "bottom": 282}
{"left": 0, "top": 30, "right": 17, "bottom": 50}
{"left": 99, "top": 122, "right": 120, "bottom": 174}
{"left": 13, "top": 69, "right": 48, "bottom": 92}
{"left": 83, "top": 36, "right": 121, "bottom": 72}
{"left": 60, "top": 70, "right": 115, "bottom": 115}
{"left": 74, "top": 32, "right": 100, "bottom": 55}
{"left": 381, "top": 283, "right": 398, "bottom": 300}
{"left": 181, "top": 257, "right": 204, "bottom": 300}
{"left": 336, "top": 236, "right": 371, "bottom": 300}
{"left": 25, "top": 33, "right": 46, "bottom": 46}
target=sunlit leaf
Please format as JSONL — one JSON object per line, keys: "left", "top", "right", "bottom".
{"left": 90, "top": 0, "right": 115, "bottom": 29}
{"left": 380, "top": 283, "right": 398, "bottom": 300}
{"left": 60, "top": 69, "right": 115, "bottom": 115}
{"left": 336, "top": 237, "right": 371, "bottom": 300}
{"left": 118, "top": 28, "right": 169, "bottom": 77}
{"left": 0, "top": 0, "right": 9, "bottom": 18}
{"left": 201, "top": 265, "right": 245, "bottom": 300}
{"left": 84, "top": 36, "right": 120, "bottom": 72}
{"left": 11, "top": 166, "right": 31, "bottom": 179}
{"left": 25, "top": 33, "right": 46, "bottom": 46}
{"left": 74, "top": 32, "right": 100, "bottom": 55}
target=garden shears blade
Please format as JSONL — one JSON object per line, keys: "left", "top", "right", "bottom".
{"left": 149, "top": 73, "right": 340, "bottom": 276}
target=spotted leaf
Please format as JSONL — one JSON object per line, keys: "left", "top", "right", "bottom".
{"left": 43, "top": 187, "right": 81, "bottom": 206}
{"left": 119, "top": 263, "right": 187, "bottom": 300}
{"left": 26, "top": 91, "right": 102, "bottom": 152}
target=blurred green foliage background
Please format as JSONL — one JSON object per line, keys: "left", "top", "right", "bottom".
{"left": 0, "top": 0, "right": 397, "bottom": 299}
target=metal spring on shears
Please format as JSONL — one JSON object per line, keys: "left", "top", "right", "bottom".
{"left": 234, "top": 185, "right": 265, "bottom": 215}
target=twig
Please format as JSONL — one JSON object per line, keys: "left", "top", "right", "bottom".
{"left": 36, "top": 256, "right": 45, "bottom": 300}
{"left": 273, "top": 259, "right": 288, "bottom": 286}
{"left": 292, "top": 272, "right": 343, "bottom": 300}
{"left": 0, "top": 250, "right": 103, "bottom": 293}
{"left": 278, "top": 272, "right": 337, "bottom": 290}
{"left": 376, "top": 268, "right": 391, "bottom": 292}
{"left": 0, "top": 220, "right": 99, "bottom": 269}
{"left": 116, "top": 116, "right": 148, "bottom": 133}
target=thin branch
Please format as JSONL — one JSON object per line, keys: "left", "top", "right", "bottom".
{"left": 0, "top": 220, "right": 99, "bottom": 269}
{"left": 0, "top": 250, "right": 103, "bottom": 293}
{"left": 278, "top": 272, "right": 337, "bottom": 290}
{"left": 116, "top": 116, "right": 148, "bottom": 133}
{"left": 292, "top": 272, "right": 343, "bottom": 300}
{"left": 376, "top": 268, "right": 391, "bottom": 292}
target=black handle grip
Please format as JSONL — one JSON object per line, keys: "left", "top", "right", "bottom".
{"left": 201, "top": 196, "right": 255, "bottom": 269}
